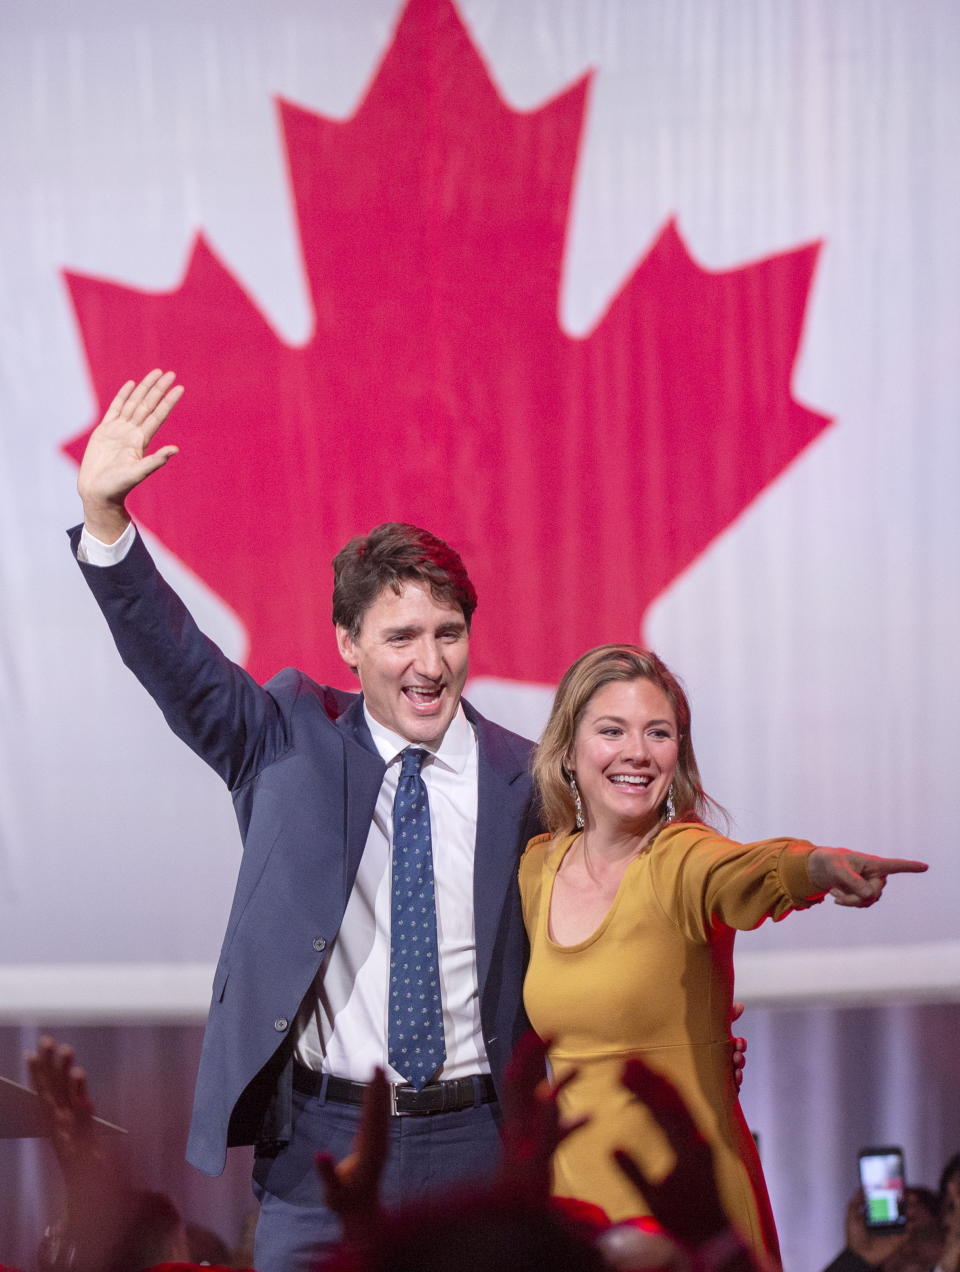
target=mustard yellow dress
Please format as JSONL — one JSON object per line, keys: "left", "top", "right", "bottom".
{"left": 520, "top": 822, "right": 821, "bottom": 1269}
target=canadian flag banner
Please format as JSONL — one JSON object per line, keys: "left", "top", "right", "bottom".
{"left": 1, "top": 0, "right": 957, "bottom": 1011}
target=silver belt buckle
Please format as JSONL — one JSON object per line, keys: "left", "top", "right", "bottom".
{"left": 389, "top": 1082, "right": 403, "bottom": 1117}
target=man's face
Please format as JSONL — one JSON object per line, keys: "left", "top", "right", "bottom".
{"left": 337, "top": 581, "right": 470, "bottom": 748}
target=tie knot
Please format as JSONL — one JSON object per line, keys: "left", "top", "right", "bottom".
{"left": 400, "top": 747, "right": 428, "bottom": 779}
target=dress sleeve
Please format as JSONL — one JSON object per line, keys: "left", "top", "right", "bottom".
{"left": 648, "top": 822, "right": 825, "bottom": 943}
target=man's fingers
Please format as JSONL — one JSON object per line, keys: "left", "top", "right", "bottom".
{"left": 138, "top": 374, "right": 182, "bottom": 428}
{"left": 104, "top": 380, "right": 137, "bottom": 422}
{"left": 122, "top": 369, "right": 167, "bottom": 418}
{"left": 98, "top": 371, "right": 182, "bottom": 443}
{"left": 150, "top": 382, "right": 184, "bottom": 425}
{"left": 138, "top": 447, "right": 180, "bottom": 480}
{"left": 137, "top": 380, "right": 183, "bottom": 447}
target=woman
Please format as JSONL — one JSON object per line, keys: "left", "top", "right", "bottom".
{"left": 520, "top": 645, "right": 927, "bottom": 1268}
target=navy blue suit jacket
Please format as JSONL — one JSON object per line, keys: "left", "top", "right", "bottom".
{"left": 70, "top": 527, "right": 539, "bottom": 1176}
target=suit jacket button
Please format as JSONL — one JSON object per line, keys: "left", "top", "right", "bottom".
{"left": 274, "top": 1018, "right": 288, "bottom": 1032}
{"left": 313, "top": 937, "right": 327, "bottom": 952}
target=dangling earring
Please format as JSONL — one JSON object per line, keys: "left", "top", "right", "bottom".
{"left": 665, "top": 783, "right": 676, "bottom": 821}
{"left": 568, "top": 772, "right": 584, "bottom": 830}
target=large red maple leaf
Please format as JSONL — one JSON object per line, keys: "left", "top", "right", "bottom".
{"left": 62, "top": 0, "right": 830, "bottom": 687}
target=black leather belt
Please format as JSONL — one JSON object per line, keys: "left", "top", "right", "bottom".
{"left": 293, "top": 1065, "right": 497, "bottom": 1116}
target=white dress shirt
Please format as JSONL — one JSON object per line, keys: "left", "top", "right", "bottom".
{"left": 294, "top": 705, "right": 485, "bottom": 1082}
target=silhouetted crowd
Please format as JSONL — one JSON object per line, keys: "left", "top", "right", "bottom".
{"left": 4, "top": 1032, "right": 958, "bottom": 1272}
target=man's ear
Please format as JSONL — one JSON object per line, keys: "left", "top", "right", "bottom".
{"left": 336, "top": 625, "right": 359, "bottom": 673}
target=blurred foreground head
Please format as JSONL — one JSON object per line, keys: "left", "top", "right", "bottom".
{"left": 320, "top": 1189, "right": 607, "bottom": 1272}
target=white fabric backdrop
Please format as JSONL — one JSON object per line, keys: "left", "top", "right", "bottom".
{"left": 2, "top": 0, "right": 957, "bottom": 1006}
{"left": 1, "top": 2, "right": 959, "bottom": 1268}
{"left": 2, "top": 0, "right": 957, "bottom": 1001}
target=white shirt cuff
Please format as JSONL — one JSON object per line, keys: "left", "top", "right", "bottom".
{"left": 77, "top": 520, "right": 136, "bottom": 566}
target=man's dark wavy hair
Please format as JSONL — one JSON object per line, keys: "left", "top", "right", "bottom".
{"left": 332, "top": 523, "right": 478, "bottom": 637}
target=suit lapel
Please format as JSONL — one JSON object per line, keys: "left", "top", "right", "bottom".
{"left": 468, "top": 705, "right": 532, "bottom": 995}
{"left": 336, "top": 697, "right": 387, "bottom": 892}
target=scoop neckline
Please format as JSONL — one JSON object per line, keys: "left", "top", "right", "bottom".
{"left": 543, "top": 832, "right": 649, "bottom": 952}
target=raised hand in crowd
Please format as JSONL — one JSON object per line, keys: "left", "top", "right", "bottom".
{"left": 25, "top": 1037, "right": 204, "bottom": 1272}
{"left": 27, "top": 1036, "right": 115, "bottom": 1239}
{"left": 613, "top": 1058, "right": 759, "bottom": 1272}
{"left": 27, "top": 1035, "right": 106, "bottom": 1200}
{"left": 314, "top": 1034, "right": 585, "bottom": 1246}
{"left": 824, "top": 1186, "right": 945, "bottom": 1272}
{"left": 315, "top": 1068, "right": 390, "bottom": 1250}
{"left": 26, "top": 1034, "right": 129, "bottom": 1272}
{"left": 836, "top": 1189, "right": 909, "bottom": 1269}
{"left": 77, "top": 368, "right": 183, "bottom": 542}
{"left": 497, "top": 1030, "right": 587, "bottom": 1204}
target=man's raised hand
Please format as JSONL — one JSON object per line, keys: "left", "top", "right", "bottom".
{"left": 77, "top": 369, "right": 183, "bottom": 542}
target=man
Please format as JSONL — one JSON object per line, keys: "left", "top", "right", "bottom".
{"left": 72, "top": 370, "right": 539, "bottom": 1272}
{"left": 72, "top": 370, "right": 742, "bottom": 1271}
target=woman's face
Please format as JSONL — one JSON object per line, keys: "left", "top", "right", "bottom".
{"left": 567, "top": 677, "right": 679, "bottom": 838}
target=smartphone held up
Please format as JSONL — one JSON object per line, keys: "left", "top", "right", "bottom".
{"left": 859, "top": 1146, "right": 907, "bottom": 1233}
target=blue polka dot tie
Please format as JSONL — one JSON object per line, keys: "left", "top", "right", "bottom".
{"left": 388, "top": 747, "right": 446, "bottom": 1090}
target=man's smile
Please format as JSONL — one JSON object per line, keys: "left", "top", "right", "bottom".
{"left": 403, "top": 685, "right": 445, "bottom": 712}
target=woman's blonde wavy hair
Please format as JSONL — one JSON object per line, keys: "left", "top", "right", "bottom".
{"left": 533, "top": 644, "right": 723, "bottom": 836}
